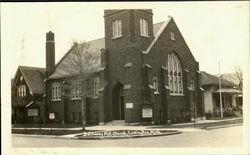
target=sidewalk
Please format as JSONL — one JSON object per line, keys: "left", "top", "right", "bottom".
{"left": 12, "top": 117, "right": 243, "bottom": 139}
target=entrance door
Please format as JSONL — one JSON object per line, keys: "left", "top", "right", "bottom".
{"left": 120, "top": 95, "right": 125, "bottom": 120}
{"left": 112, "top": 82, "right": 124, "bottom": 120}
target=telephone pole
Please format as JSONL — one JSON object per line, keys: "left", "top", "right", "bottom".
{"left": 218, "top": 62, "right": 223, "bottom": 118}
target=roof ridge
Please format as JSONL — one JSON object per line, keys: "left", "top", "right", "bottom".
{"left": 19, "top": 65, "right": 45, "bottom": 69}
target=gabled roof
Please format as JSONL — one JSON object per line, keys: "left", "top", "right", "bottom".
{"left": 200, "top": 71, "right": 236, "bottom": 87}
{"left": 143, "top": 16, "right": 172, "bottom": 54}
{"left": 215, "top": 73, "right": 240, "bottom": 85}
{"left": 14, "top": 66, "right": 46, "bottom": 94}
{"left": 47, "top": 22, "right": 165, "bottom": 80}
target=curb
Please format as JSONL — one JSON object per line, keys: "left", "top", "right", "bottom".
{"left": 76, "top": 131, "right": 182, "bottom": 140}
{"left": 202, "top": 123, "right": 243, "bottom": 130}
{"left": 12, "top": 131, "right": 182, "bottom": 140}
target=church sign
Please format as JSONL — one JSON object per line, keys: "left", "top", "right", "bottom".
{"left": 27, "top": 108, "right": 38, "bottom": 117}
{"left": 126, "top": 103, "right": 133, "bottom": 109}
{"left": 142, "top": 108, "right": 152, "bottom": 118}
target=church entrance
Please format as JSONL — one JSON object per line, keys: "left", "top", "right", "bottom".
{"left": 112, "top": 82, "right": 125, "bottom": 120}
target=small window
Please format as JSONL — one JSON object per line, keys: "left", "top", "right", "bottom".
{"left": 52, "top": 82, "right": 61, "bottom": 100}
{"left": 171, "top": 31, "right": 175, "bottom": 40}
{"left": 94, "top": 77, "right": 100, "bottom": 96}
{"left": 140, "top": 18, "right": 149, "bottom": 37}
{"left": 190, "top": 80, "right": 194, "bottom": 91}
{"left": 153, "top": 76, "right": 159, "bottom": 93}
{"left": 112, "top": 20, "right": 122, "bottom": 38}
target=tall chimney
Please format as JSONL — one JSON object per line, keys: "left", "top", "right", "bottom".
{"left": 46, "top": 31, "right": 55, "bottom": 77}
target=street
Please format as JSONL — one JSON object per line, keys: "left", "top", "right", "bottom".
{"left": 12, "top": 125, "right": 242, "bottom": 147}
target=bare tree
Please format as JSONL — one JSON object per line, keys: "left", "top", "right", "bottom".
{"left": 59, "top": 41, "right": 100, "bottom": 131}
{"left": 235, "top": 66, "right": 243, "bottom": 91}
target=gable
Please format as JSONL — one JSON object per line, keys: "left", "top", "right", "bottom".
{"left": 143, "top": 17, "right": 198, "bottom": 69}
{"left": 201, "top": 71, "right": 236, "bottom": 87}
{"left": 13, "top": 66, "right": 46, "bottom": 94}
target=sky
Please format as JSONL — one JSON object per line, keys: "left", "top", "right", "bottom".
{"left": 2, "top": 2, "right": 249, "bottom": 77}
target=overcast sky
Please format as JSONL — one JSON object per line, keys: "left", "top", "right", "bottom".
{"left": 1, "top": 2, "right": 249, "bottom": 80}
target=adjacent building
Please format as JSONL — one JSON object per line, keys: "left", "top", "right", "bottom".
{"left": 11, "top": 66, "right": 46, "bottom": 124}
{"left": 201, "top": 71, "right": 241, "bottom": 118}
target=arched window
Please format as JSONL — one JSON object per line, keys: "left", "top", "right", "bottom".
{"left": 167, "top": 52, "right": 183, "bottom": 95}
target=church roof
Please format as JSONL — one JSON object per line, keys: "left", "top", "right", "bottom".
{"left": 47, "top": 21, "right": 165, "bottom": 80}
{"left": 14, "top": 66, "right": 46, "bottom": 94}
{"left": 200, "top": 71, "right": 236, "bottom": 87}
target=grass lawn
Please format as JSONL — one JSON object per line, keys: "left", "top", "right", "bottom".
{"left": 12, "top": 129, "right": 102, "bottom": 136}
{"left": 149, "top": 117, "right": 243, "bottom": 129}
{"left": 12, "top": 123, "right": 95, "bottom": 128}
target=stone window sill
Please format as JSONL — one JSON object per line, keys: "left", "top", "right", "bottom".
{"left": 112, "top": 35, "right": 122, "bottom": 40}
{"left": 154, "top": 91, "right": 160, "bottom": 95}
{"left": 71, "top": 98, "right": 81, "bottom": 100}
{"left": 51, "top": 99, "right": 61, "bottom": 101}
{"left": 170, "top": 93, "right": 185, "bottom": 96}
{"left": 140, "top": 34, "right": 149, "bottom": 38}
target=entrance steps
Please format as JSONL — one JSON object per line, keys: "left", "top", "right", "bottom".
{"left": 105, "top": 120, "right": 125, "bottom": 126}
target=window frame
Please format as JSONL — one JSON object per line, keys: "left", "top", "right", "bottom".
{"left": 71, "top": 79, "right": 81, "bottom": 100}
{"left": 93, "top": 77, "right": 100, "bottom": 97}
{"left": 167, "top": 52, "right": 184, "bottom": 96}
{"left": 170, "top": 31, "right": 176, "bottom": 41}
{"left": 52, "top": 82, "right": 61, "bottom": 101}
{"left": 17, "top": 85, "right": 26, "bottom": 98}
{"left": 112, "top": 19, "right": 122, "bottom": 39}
{"left": 153, "top": 76, "right": 159, "bottom": 94}
{"left": 140, "top": 18, "right": 149, "bottom": 37}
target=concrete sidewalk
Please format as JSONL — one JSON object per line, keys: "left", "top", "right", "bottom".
{"left": 12, "top": 117, "right": 242, "bottom": 139}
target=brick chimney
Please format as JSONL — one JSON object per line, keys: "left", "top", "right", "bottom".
{"left": 46, "top": 31, "right": 55, "bottom": 77}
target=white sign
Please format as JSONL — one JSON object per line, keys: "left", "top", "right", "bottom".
{"left": 142, "top": 108, "right": 152, "bottom": 118}
{"left": 126, "top": 103, "right": 133, "bottom": 109}
{"left": 27, "top": 108, "right": 38, "bottom": 116}
{"left": 49, "top": 113, "right": 55, "bottom": 120}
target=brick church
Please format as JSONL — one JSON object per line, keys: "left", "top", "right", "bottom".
{"left": 12, "top": 9, "right": 205, "bottom": 125}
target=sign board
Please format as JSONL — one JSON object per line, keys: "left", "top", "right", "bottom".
{"left": 27, "top": 108, "right": 38, "bottom": 116}
{"left": 142, "top": 108, "right": 152, "bottom": 118}
{"left": 49, "top": 113, "right": 55, "bottom": 120}
{"left": 126, "top": 103, "right": 133, "bottom": 109}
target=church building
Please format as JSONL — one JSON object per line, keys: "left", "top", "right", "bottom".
{"left": 12, "top": 9, "right": 205, "bottom": 125}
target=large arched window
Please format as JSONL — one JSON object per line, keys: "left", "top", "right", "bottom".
{"left": 167, "top": 52, "right": 183, "bottom": 95}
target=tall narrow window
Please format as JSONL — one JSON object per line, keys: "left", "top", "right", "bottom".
{"left": 153, "top": 76, "right": 159, "bottom": 93}
{"left": 94, "top": 77, "right": 99, "bottom": 96}
{"left": 190, "top": 80, "right": 194, "bottom": 91}
{"left": 52, "top": 82, "right": 61, "bottom": 100}
{"left": 71, "top": 79, "right": 81, "bottom": 99}
{"left": 168, "top": 52, "right": 183, "bottom": 95}
{"left": 112, "top": 20, "right": 122, "bottom": 38}
{"left": 171, "top": 31, "right": 175, "bottom": 40}
{"left": 140, "top": 18, "right": 149, "bottom": 37}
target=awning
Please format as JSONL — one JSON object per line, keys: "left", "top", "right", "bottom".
{"left": 213, "top": 88, "right": 241, "bottom": 94}
{"left": 25, "top": 101, "right": 34, "bottom": 108}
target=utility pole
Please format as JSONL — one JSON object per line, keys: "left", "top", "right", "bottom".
{"left": 218, "top": 62, "right": 223, "bottom": 118}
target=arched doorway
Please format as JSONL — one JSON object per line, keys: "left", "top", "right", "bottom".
{"left": 112, "top": 82, "right": 125, "bottom": 120}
